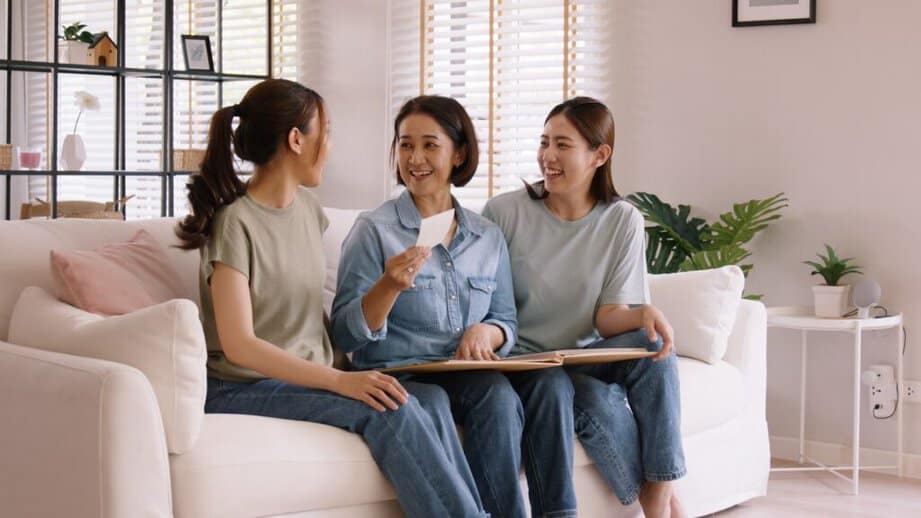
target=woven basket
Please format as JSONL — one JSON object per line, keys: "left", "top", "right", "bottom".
{"left": 0, "top": 144, "right": 12, "bottom": 170}
{"left": 20, "top": 196, "right": 134, "bottom": 220}
{"left": 173, "top": 148, "right": 206, "bottom": 172}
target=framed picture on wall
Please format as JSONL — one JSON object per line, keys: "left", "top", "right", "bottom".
{"left": 732, "top": 0, "right": 816, "bottom": 27}
{"left": 181, "top": 35, "right": 214, "bottom": 71}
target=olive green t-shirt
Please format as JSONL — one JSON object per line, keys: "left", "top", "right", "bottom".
{"left": 200, "top": 187, "right": 334, "bottom": 381}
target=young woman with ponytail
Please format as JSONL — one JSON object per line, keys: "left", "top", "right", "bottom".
{"left": 176, "top": 79, "right": 488, "bottom": 518}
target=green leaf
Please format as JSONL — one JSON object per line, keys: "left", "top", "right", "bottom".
{"left": 678, "top": 245, "right": 752, "bottom": 272}
{"left": 627, "top": 193, "right": 709, "bottom": 253}
{"left": 645, "top": 226, "right": 688, "bottom": 274}
{"left": 708, "top": 192, "right": 788, "bottom": 248}
{"left": 803, "top": 244, "right": 862, "bottom": 286}
{"left": 743, "top": 293, "right": 764, "bottom": 301}
{"left": 627, "top": 192, "right": 710, "bottom": 274}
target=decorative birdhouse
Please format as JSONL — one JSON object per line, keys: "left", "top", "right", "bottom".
{"left": 87, "top": 32, "right": 117, "bottom": 67}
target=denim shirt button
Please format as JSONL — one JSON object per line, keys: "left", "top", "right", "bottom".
{"left": 455, "top": 327, "right": 461, "bottom": 332}
{"left": 450, "top": 295, "right": 456, "bottom": 300}
{"left": 445, "top": 262, "right": 453, "bottom": 268}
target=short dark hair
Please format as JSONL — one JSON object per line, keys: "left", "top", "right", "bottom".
{"left": 390, "top": 95, "right": 479, "bottom": 187}
{"left": 525, "top": 96, "right": 619, "bottom": 203}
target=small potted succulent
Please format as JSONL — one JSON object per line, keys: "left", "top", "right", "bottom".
{"left": 59, "top": 22, "right": 94, "bottom": 65}
{"left": 804, "top": 244, "right": 863, "bottom": 317}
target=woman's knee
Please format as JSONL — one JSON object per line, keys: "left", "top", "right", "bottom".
{"left": 523, "top": 368, "right": 574, "bottom": 401}
{"left": 571, "top": 374, "right": 625, "bottom": 414}
{"left": 407, "top": 381, "right": 452, "bottom": 410}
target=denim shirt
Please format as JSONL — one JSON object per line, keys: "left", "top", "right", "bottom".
{"left": 330, "top": 191, "right": 517, "bottom": 370}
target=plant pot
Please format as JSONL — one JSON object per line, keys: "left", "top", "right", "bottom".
{"left": 59, "top": 40, "right": 90, "bottom": 65}
{"left": 812, "top": 284, "right": 851, "bottom": 318}
{"left": 60, "top": 134, "right": 86, "bottom": 171}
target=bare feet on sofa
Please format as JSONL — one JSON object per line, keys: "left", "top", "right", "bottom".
{"left": 638, "top": 481, "right": 686, "bottom": 518}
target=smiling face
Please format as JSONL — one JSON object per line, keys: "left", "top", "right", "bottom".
{"left": 397, "top": 113, "right": 463, "bottom": 199}
{"left": 538, "top": 114, "right": 609, "bottom": 199}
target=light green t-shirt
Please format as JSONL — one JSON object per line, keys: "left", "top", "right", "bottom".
{"left": 200, "top": 187, "right": 334, "bottom": 381}
{"left": 482, "top": 189, "right": 649, "bottom": 354}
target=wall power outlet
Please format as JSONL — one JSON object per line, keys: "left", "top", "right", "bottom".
{"left": 903, "top": 381, "right": 921, "bottom": 403}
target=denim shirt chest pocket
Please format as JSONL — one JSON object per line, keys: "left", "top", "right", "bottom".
{"left": 390, "top": 274, "right": 445, "bottom": 332}
{"left": 466, "top": 276, "right": 497, "bottom": 326}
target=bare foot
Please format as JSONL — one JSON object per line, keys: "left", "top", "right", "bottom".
{"left": 638, "top": 481, "right": 672, "bottom": 518}
{"left": 669, "top": 492, "right": 687, "bottom": 518}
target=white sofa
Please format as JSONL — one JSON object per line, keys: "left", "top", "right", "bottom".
{"left": 0, "top": 210, "right": 769, "bottom": 518}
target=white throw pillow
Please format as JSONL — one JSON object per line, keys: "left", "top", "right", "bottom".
{"left": 649, "top": 266, "right": 745, "bottom": 364}
{"left": 8, "top": 286, "right": 206, "bottom": 454}
{"left": 321, "top": 207, "right": 362, "bottom": 314}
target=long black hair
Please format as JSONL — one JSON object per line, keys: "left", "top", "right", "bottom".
{"left": 525, "top": 96, "right": 619, "bottom": 203}
{"left": 176, "top": 79, "right": 325, "bottom": 250}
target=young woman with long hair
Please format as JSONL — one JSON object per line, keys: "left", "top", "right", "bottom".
{"left": 483, "top": 97, "right": 687, "bottom": 518}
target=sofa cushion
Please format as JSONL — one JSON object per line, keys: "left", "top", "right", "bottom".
{"left": 8, "top": 286, "right": 206, "bottom": 454}
{"left": 50, "top": 229, "right": 186, "bottom": 316}
{"left": 677, "top": 356, "right": 746, "bottom": 436}
{"left": 649, "top": 266, "right": 745, "bottom": 364}
{"left": 0, "top": 218, "right": 199, "bottom": 342}
{"left": 322, "top": 207, "right": 363, "bottom": 313}
{"left": 172, "top": 413, "right": 598, "bottom": 517}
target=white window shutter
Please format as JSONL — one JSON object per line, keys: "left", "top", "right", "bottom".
{"left": 389, "top": 0, "right": 611, "bottom": 210}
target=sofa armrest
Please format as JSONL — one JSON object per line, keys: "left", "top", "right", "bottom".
{"left": 723, "top": 300, "right": 768, "bottom": 418}
{"left": 0, "top": 340, "right": 173, "bottom": 518}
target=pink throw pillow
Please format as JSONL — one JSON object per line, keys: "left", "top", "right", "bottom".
{"left": 50, "top": 229, "right": 186, "bottom": 315}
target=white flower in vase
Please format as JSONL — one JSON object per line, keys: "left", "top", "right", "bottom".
{"left": 62, "top": 91, "right": 99, "bottom": 171}
{"left": 72, "top": 90, "right": 100, "bottom": 134}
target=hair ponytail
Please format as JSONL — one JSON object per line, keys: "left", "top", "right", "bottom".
{"left": 175, "top": 79, "right": 324, "bottom": 250}
{"left": 175, "top": 106, "right": 246, "bottom": 250}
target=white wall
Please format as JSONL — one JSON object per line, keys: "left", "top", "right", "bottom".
{"left": 607, "top": 1, "right": 921, "bottom": 457}
{"left": 314, "top": 0, "right": 921, "bottom": 460}
{"left": 298, "top": 0, "right": 391, "bottom": 209}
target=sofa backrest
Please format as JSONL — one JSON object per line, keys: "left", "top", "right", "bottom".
{"left": 0, "top": 218, "right": 198, "bottom": 341}
{"left": 1, "top": 210, "right": 761, "bottom": 368}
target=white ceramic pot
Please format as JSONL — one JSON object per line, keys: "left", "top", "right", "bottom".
{"left": 60, "top": 134, "right": 86, "bottom": 171}
{"left": 812, "top": 284, "right": 851, "bottom": 318}
{"left": 59, "top": 40, "right": 90, "bottom": 65}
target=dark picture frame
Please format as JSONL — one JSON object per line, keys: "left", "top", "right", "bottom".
{"left": 181, "top": 35, "right": 214, "bottom": 71}
{"left": 732, "top": 0, "right": 816, "bottom": 27}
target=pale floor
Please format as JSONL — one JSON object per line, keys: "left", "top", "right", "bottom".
{"left": 712, "top": 460, "right": 921, "bottom": 518}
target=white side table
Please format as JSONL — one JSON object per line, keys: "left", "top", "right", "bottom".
{"left": 766, "top": 306, "right": 903, "bottom": 495}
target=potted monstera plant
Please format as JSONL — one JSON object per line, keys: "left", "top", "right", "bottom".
{"left": 626, "top": 192, "right": 788, "bottom": 299}
{"left": 804, "top": 244, "right": 863, "bottom": 318}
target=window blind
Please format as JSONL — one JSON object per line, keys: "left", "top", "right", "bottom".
{"left": 389, "top": 0, "right": 611, "bottom": 209}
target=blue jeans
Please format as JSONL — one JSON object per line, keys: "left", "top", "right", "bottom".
{"left": 205, "top": 377, "right": 488, "bottom": 518}
{"left": 568, "top": 329, "right": 687, "bottom": 505}
{"left": 506, "top": 368, "right": 578, "bottom": 518}
{"left": 408, "top": 370, "right": 527, "bottom": 518}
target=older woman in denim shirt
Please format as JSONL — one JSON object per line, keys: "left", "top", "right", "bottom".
{"left": 331, "top": 96, "right": 578, "bottom": 518}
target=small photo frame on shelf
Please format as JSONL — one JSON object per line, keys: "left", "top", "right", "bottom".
{"left": 732, "top": 0, "right": 816, "bottom": 27}
{"left": 181, "top": 35, "right": 214, "bottom": 71}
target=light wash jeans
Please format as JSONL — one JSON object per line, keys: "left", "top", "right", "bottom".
{"left": 506, "top": 368, "right": 578, "bottom": 518}
{"left": 411, "top": 368, "right": 578, "bottom": 518}
{"left": 408, "top": 370, "right": 527, "bottom": 518}
{"left": 205, "top": 377, "right": 488, "bottom": 518}
{"left": 568, "top": 329, "right": 687, "bottom": 505}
